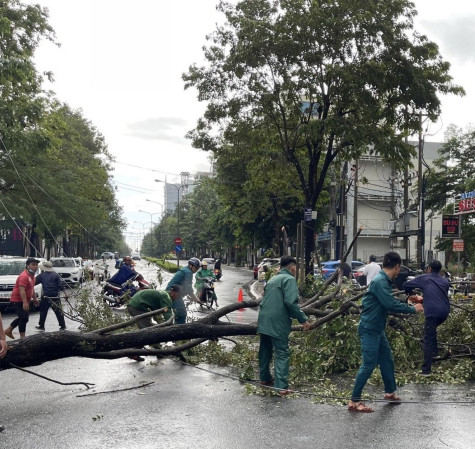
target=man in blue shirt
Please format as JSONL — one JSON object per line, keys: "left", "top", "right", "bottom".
{"left": 166, "top": 258, "right": 203, "bottom": 324}
{"left": 348, "top": 251, "right": 423, "bottom": 413}
{"left": 403, "top": 259, "right": 450, "bottom": 375}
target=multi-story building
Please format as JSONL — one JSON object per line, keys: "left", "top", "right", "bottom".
{"left": 322, "top": 141, "right": 445, "bottom": 265}
{"left": 162, "top": 170, "right": 214, "bottom": 213}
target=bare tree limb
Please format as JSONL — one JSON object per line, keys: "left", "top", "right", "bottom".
{"left": 9, "top": 363, "right": 95, "bottom": 389}
{"left": 76, "top": 382, "right": 154, "bottom": 397}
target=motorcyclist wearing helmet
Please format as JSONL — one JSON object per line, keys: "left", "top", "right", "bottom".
{"left": 166, "top": 257, "right": 203, "bottom": 324}
{"left": 194, "top": 261, "right": 218, "bottom": 307}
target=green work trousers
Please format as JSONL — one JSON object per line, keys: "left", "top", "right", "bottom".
{"left": 259, "top": 333, "right": 290, "bottom": 390}
{"left": 351, "top": 328, "right": 397, "bottom": 401}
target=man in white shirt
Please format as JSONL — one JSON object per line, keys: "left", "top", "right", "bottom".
{"left": 363, "top": 255, "right": 381, "bottom": 285}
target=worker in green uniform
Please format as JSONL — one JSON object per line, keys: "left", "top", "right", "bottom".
{"left": 166, "top": 258, "right": 203, "bottom": 324}
{"left": 127, "top": 285, "right": 181, "bottom": 328}
{"left": 125, "top": 285, "right": 181, "bottom": 362}
{"left": 257, "top": 256, "right": 311, "bottom": 395}
{"left": 348, "top": 251, "right": 424, "bottom": 413}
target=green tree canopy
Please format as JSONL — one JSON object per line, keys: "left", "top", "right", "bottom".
{"left": 0, "top": 1, "right": 126, "bottom": 257}
{"left": 183, "top": 0, "right": 464, "bottom": 272}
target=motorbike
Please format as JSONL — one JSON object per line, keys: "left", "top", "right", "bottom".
{"left": 201, "top": 276, "right": 217, "bottom": 309}
{"left": 102, "top": 272, "right": 151, "bottom": 307}
{"left": 213, "top": 268, "right": 222, "bottom": 281}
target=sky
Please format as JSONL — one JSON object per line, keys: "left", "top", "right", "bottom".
{"left": 24, "top": 0, "right": 475, "bottom": 250}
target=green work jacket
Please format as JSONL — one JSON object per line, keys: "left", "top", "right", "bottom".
{"left": 359, "top": 270, "right": 416, "bottom": 333}
{"left": 257, "top": 268, "right": 308, "bottom": 340}
{"left": 127, "top": 289, "right": 173, "bottom": 321}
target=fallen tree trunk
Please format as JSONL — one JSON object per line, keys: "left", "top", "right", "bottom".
{"left": 0, "top": 299, "right": 261, "bottom": 370}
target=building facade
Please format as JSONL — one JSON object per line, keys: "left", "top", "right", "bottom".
{"left": 328, "top": 141, "right": 445, "bottom": 265}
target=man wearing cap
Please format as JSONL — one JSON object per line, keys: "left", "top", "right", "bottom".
{"left": 257, "top": 256, "right": 311, "bottom": 395}
{"left": 362, "top": 255, "right": 381, "bottom": 285}
{"left": 403, "top": 259, "right": 450, "bottom": 375}
{"left": 35, "top": 261, "right": 68, "bottom": 331}
{"left": 4, "top": 258, "right": 40, "bottom": 339}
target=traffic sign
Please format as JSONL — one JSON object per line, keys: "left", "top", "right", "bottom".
{"left": 453, "top": 239, "right": 464, "bottom": 252}
{"left": 174, "top": 237, "right": 182, "bottom": 245}
{"left": 175, "top": 244, "right": 183, "bottom": 253}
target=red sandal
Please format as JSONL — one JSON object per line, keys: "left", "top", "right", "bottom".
{"left": 384, "top": 393, "right": 401, "bottom": 403}
{"left": 348, "top": 401, "right": 374, "bottom": 413}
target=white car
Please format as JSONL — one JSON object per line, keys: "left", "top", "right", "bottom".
{"left": 50, "top": 257, "right": 84, "bottom": 286}
{"left": 131, "top": 253, "right": 141, "bottom": 261}
{"left": 0, "top": 257, "right": 44, "bottom": 311}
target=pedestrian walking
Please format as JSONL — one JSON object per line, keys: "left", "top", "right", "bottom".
{"left": 403, "top": 259, "right": 450, "bottom": 375}
{"left": 35, "top": 261, "right": 68, "bottom": 331}
{"left": 362, "top": 255, "right": 381, "bottom": 285}
{"left": 348, "top": 251, "right": 424, "bottom": 413}
{"left": 166, "top": 258, "right": 203, "bottom": 324}
{"left": 257, "top": 256, "right": 310, "bottom": 395}
{"left": 4, "top": 257, "right": 40, "bottom": 339}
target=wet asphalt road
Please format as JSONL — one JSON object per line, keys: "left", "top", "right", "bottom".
{"left": 1, "top": 355, "right": 474, "bottom": 449}
{"left": 1, "top": 261, "right": 474, "bottom": 448}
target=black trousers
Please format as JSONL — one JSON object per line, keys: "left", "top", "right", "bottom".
{"left": 422, "top": 316, "right": 447, "bottom": 373}
{"left": 38, "top": 296, "right": 66, "bottom": 328}
{"left": 10, "top": 302, "right": 29, "bottom": 333}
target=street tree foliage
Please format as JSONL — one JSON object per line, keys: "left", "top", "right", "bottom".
{"left": 0, "top": 1, "right": 125, "bottom": 257}
{"left": 425, "top": 125, "right": 475, "bottom": 267}
{"left": 143, "top": 179, "right": 235, "bottom": 258}
{"left": 211, "top": 131, "right": 312, "bottom": 254}
{"left": 183, "top": 0, "right": 463, "bottom": 273}
{"left": 0, "top": 0, "right": 55, "bottom": 194}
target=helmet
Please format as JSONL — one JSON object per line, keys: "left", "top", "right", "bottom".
{"left": 188, "top": 257, "right": 201, "bottom": 268}
{"left": 201, "top": 260, "right": 208, "bottom": 267}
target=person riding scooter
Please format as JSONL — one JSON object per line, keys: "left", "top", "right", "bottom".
{"left": 194, "top": 260, "right": 218, "bottom": 307}
{"left": 108, "top": 256, "right": 136, "bottom": 285}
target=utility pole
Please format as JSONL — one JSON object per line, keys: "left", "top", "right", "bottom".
{"left": 335, "top": 162, "right": 348, "bottom": 260}
{"left": 390, "top": 168, "right": 397, "bottom": 249}
{"left": 352, "top": 161, "right": 358, "bottom": 261}
{"left": 417, "top": 111, "right": 424, "bottom": 269}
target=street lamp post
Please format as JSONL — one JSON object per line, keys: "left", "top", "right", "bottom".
{"left": 146, "top": 200, "right": 164, "bottom": 254}
{"left": 134, "top": 221, "right": 149, "bottom": 253}
{"left": 138, "top": 210, "right": 161, "bottom": 257}
{"left": 155, "top": 180, "right": 191, "bottom": 266}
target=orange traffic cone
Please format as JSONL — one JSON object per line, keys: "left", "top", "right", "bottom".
{"left": 238, "top": 288, "right": 245, "bottom": 311}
